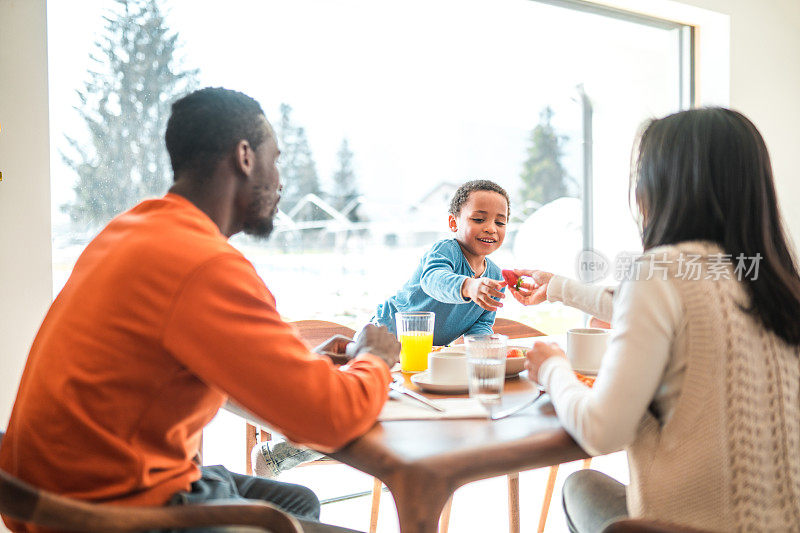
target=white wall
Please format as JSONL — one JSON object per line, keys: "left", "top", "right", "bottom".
{"left": 0, "top": 0, "right": 799, "bottom": 449}
{"left": 0, "top": 0, "right": 52, "bottom": 429}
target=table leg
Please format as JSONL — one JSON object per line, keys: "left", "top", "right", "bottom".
{"left": 438, "top": 495, "right": 453, "bottom": 533}
{"left": 389, "top": 474, "right": 452, "bottom": 533}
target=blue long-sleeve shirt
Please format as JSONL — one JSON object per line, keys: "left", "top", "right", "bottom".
{"left": 374, "top": 239, "right": 504, "bottom": 346}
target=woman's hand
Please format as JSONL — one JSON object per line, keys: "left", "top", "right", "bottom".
{"left": 462, "top": 277, "right": 506, "bottom": 312}
{"left": 508, "top": 270, "right": 554, "bottom": 306}
{"left": 525, "top": 341, "right": 567, "bottom": 383}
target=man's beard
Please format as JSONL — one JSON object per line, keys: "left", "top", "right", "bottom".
{"left": 242, "top": 191, "right": 277, "bottom": 239}
{"left": 243, "top": 215, "right": 274, "bottom": 239}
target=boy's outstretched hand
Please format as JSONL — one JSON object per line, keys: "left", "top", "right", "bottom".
{"left": 508, "top": 269, "right": 554, "bottom": 306}
{"left": 462, "top": 277, "right": 506, "bottom": 312}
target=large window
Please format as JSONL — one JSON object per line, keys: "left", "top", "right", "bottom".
{"left": 48, "top": 0, "right": 691, "bottom": 334}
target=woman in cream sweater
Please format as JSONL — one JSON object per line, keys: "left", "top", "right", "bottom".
{"left": 513, "top": 108, "right": 800, "bottom": 532}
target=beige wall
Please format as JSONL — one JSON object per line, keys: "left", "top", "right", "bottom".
{"left": 0, "top": 0, "right": 799, "bottom": 461}
{"left": 605, "top": 0, "right": 800, "bottom": 247}
{"left": 710, "top": 0, "right": 800, "bottom": 249}
{"left": 0, "top": 0, "right": 51, "bottom": 430}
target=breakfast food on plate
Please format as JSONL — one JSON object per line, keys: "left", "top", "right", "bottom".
{"left": 506, "top": 347, "right": 525, "bottom": 358}
{"left": 574, "top": 371, "right": 596, "bottom": 387}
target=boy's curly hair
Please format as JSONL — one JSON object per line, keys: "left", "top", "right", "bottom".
{"left": 448, "top": 179, "right": 510, "bottom": 217}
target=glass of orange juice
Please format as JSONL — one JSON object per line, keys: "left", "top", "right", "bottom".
{"left": 396, "top": 312, "right": 435, "bottom": 373}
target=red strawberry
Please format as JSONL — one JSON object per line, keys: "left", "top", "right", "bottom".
{"left": 501, "top": 269, "right": 519, "bottom": 287}
{"left": 506, "top": 348, "right": 525, "bottom": 358}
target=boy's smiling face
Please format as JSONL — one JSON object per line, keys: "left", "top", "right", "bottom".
{"left": 449, "top": 190, "right": 508, "bottom": 261}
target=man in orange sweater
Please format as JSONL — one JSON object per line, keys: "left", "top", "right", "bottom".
{"left": 0, "top": 87, "right": 399, "bottom": 532}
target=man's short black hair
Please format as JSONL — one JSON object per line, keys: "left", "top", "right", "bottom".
{"left": 165, "top": 87, "right": 270, "bottom": 176}
{"left": 448, "top": 179, "right": 510, "bottom": 216}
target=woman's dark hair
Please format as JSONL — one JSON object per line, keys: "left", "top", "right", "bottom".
{"left": 165, "top": 87, "right": 269, "bottom": 176}
{"left": 633, "top": 107, "right": 800, "bottom": 346}
{"left": 449, "top": 179, "right": 510, "bottom": 217}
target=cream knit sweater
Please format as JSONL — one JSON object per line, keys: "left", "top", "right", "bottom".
{"left": 540, "top": 241, "right": 800, "bottom": 531}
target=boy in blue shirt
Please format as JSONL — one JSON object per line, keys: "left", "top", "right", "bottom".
{"left": 374, "top": 179, "right": 509, "bottom": 345}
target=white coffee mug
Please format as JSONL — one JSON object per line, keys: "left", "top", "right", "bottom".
{"left": 567, "top": 328, "right": 610, "bottom": 374}
{"left": 427, "top": 351, "right": 468, "bottom": 385}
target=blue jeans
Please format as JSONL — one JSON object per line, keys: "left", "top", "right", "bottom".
{"left": 155, "top": 464, "right": 320, "bottom": 532}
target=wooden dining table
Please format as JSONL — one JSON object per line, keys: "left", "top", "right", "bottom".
{"left": 327, "top": 338, "right": 590, "bottom": 533}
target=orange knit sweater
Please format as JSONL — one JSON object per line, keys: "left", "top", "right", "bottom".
{"left": 0, "top": 194, "right": 391, "bottom": 531}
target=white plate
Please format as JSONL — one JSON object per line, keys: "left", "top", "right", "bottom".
{"left": 410, "top": 371, "right": 469, "bottom": 394}
{"left": 439, "top": 344, "right": 526, "bottom": 377}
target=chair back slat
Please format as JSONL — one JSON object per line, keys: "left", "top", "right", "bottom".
{"left": 492, "top": 318, "right": 545, "bottom": 339}
{"left": 291, "top": 320, "right": 356, "bottom": 347}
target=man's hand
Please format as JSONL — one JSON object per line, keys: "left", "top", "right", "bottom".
{"left": 524, "top": 341, "right": 567, "bottom": 384}
{"left": 313, "top": 334, "right": 354, "bottom": 365}
{"left": 352, "top": 324, "right": 400, "bottom": 369}
{"left": 462, "top": 277, "right": 506, "bottom": 312}
{"left": 508, "top": 269, "right": 553, "bottom": 306}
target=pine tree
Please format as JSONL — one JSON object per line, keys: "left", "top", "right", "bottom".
{"left": 519, "top": 106, "right": 575, "bottom": 209}
{"left": 276, "top": 103, "right": 322, "bottom": 221}
{"left": 329, "top": 138, "right": 362, "bottom": 222}
{"left": 62, "top": 0, "right": 197, "bottom": 227}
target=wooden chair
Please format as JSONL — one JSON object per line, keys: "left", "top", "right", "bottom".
{"left": 244, "top": 320, "right": 384, "bottom": 533}
{"left": 0, "top": 431, "right": 305, "bottom": 533}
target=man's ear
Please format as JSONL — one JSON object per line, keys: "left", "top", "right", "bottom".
{"left": 233, "top": 140, "right": 254, "bottom": 177}
{"left": 448, "top": 214, "right": 458, "bottom": 232}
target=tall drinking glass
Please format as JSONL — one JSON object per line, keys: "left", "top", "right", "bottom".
{"left": 465, "top": 334, "right": 508, "bottom": 404}
{"left": 396, "top": 312, "right": 435, "bottom": 373}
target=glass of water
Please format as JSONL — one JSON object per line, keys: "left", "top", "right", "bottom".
{"left": 465, "top": 334, "right": 508, "bottom": 404}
